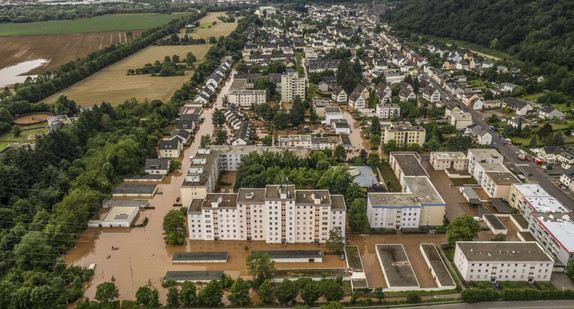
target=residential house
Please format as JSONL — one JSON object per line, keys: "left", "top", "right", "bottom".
{"left": 399, "top": 87, "right": 416, "bottom": 101}
{"left": 348, "top": 91, "right": 366, "bottom": 109}
{"left": 539, "top": 106, "right": 564, "bottom": 120}
{"left": 422, "top": 85, "right": 440, "bottom": 103}
{"left": 332, "top": 87, "right": 348, "bottom": 103}
{"left": 145, "top": 158, "right": 171, "bottom": 175}
{"left": 159, "top": 139, "right": 183, "bottom": 158}
{"left": 502, "top": 98, "right": 533, "bottom": 116}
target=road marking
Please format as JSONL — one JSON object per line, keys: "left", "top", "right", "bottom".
{"left": 516, "top": 164, "right": 529, "bottom": 166}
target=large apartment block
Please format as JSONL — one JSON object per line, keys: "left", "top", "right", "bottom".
{"left": 381, "top": 122, "right": 426, "bottom": 146}
{"left": 187, "top": 185, "right": 346, "bottom": 244}
{"left": 280, "top": 72, "right": 305, "bottom": 102}
{"left": 467, "top": 148, "right": 503, "bottom": 177}
{"left": 454, "top": 241, "right": 554, "bottom": 283}
{"left": 228, "top": 90, "right": 267, "bottom": 107}
{"left": 430, "top": 152, "right": 469, "bottom": 171}
{"left": 508, "top": 183, "right": 574, "bottom": 269}
{"left": 367, "top": 152, "right": 445, "bottom": 229}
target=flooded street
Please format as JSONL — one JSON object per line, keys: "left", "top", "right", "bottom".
{"left": 0, "top": 59, "right": 48, "bottom": 88}
{"left": 64, "top": 70, "right": 345, "bottom": 302}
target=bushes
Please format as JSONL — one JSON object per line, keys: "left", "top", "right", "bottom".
{"left": 461, "top": 288, "right": 500, "bottom": 303}
{"left": 462, "top": 286, "right": 574, "bottom": 303}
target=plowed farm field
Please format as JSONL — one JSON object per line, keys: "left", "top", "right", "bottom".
{"left": 44, "top": 44, "right": 212, "bottom": 106}
{"left": 0, "top": 31, "right": 142, "bottom": 75}
{"left": 178, "top": 12, "right": 238, "bottom": 39}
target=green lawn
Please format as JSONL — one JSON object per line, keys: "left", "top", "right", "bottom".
{"left": 198, "top": 23, "right": 214, "bottom": 28}
{"left": 0, "top": 128, "right": 47, "bottom": 151}
{"left": 379, "top": 162, "right": 402, "bottom": 192}
{"left": 450, "top": 178, "right": 477, "bottom": 186}
{"left": 0, "top": 14, "right": 191, "bottom": 36}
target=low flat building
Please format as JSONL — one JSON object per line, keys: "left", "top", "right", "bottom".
{"left": 454, "top": 241, "right": 554, "bottom": 283}
{"left": 89, "top": 206, "right": 139, "bottom": 228}
{"left": 420, "top": 244, "right": 456, "bottom": 289}
{"left": 430, "top": 152, "right": 469, "bottom": 171}
{"left": 348, "top": 166, "right": 379, "bottom": 189}
{"left": 449, "top": 111, "right": 473, "bottom": 130}
{"left": 311, "top": 136, "right": 340, "bottom": 150}
{"left": 332, "top": 119, "right": 351, "bottom": 134}
{"left": 172, "top": 252, "right": 228, "bottom": 263}
{"left": 253, "top": 250, "right": 322, "bottom": 263}
{"left": 376, "top": 244, "right": 420, "bottom": 290}
{"left": 112, "top": 184, "right": 158, "bottom": 197}
{"left": 324, "top": 106, "right": 344, "bottom": 124}
{"left": 164, "top": 271, "right": 225, "bottom": 283}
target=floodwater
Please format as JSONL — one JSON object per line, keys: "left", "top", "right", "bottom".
{"left": 64, "top": 70, "right": 345, "bottom": 303}
{"left": 0, "top": 59, "right": 48, "bottom": 88}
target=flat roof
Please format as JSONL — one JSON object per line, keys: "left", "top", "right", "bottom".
{"left": 369, "top": 176, "right": 444, "bottom": 207}
{"left": 265, "top": 184, "right": 295, "bottom": 200}
{"left": 102, "top": 206, "right": 138, "bottom": 223}
{"left": 486, "top": 171, "right": 520, "bottom": 185}
{"left": 348, "top": 166, "right": 379, "bottom": 188}
{"left": 172, "top": 252, "right": 228, "bottom": 262}
{"left": 376, "top": 244, "right": 419, "bottom": 287}
{"left": 420, "top": 244, "right": 455, "bottom": 287}
{"left": 124, "top": 174, "right": 164, "bottom": 180}
{"left": 102, "top": 200, "right": 149, "bottom": 207}
{"left": 295, "top": 190, "right": 331, "bottom": 205}
{"left": 331, "top": 195, "right": 346, "bottom": 210}
{"left": 164, "top": 271, "right": 224, "bottom": 282}
{"left": 182, "top": 149, "right": 219, "bottom": 187}
{"left": 277, "top": 135, "right": 311, "bottom": 142}
{"left": 468, "top": 148, "right": 502, "bottom": 160}
{"left": 489, "top": 198, "right": 511, "bottom": 214}
{"left": 512, "top": 214, "right": 529, "bottom": 229}
{"left": 525, "top": 196, "right": 568, "bottom": 213}
{"left": 393, "top": 154, "right": 427, "bottom": 177}
{"left": 512, "top": 184, "right": 550, "bottom": 198}
{"left": 237, "top": 188, "right": 266, "bottom": 203}
{"left": 484, "top": 214, "right": 506, "bottom": 230}
{"left": 253, "top": 250, "right": 322, "bottom": 259}
{"left": 532, "top": 212, "right": 574, "bottom": 252}
{"left": 457, "top": 241, "right": 553, "bottom": 262}
{"left": 209, "top": 145, "right": 307, "bottom": 156}
{"left": 113, "top": 184, "right": 157, "bottom": 194}
{"left": 431, "top": 152, "right": 467, "bottom": 160}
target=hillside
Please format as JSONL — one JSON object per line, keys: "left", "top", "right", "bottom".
{"left": 383, "top": 0, "right": 574, "bottom": 70}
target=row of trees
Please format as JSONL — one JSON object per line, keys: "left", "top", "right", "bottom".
{"left": 127, "top": 53, "right": 196, "bottom": 77}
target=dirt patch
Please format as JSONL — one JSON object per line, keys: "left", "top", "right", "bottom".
{"left": 43, "top": 45, "right": 212, "bottom": 106}
{"left": 180, "top": 12, "right": 238, "bottom": 40}
{"left": 0, "top": 31, "right": 144, "bottom": 75}
{"left": 12, "top": 112, "right": 52, "bottom": 125}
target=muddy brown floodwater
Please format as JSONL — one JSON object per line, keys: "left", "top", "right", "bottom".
{"left": 64, "top": 71, "right": 346, "bottom": 303}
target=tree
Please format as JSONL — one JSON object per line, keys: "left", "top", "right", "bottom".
{"left": 553, "top": 129, "right": 564, "bottom": 146}
{"left": 301, "top": 282, "right": 320, "bottom": 306}
{"left": 275, "top": 279, "right": 298, "bottom": 305}
{"left": 545, "top": 132, "right": 555, "bottom": 146}
{"left": 212, "top": 108, "right": 225, "bottom": 127}
{"left": 345, "top": 183, "right": 366, "bottom": 205}
{"left": 538, "top": 122, "right": 553, "bottom": 139}
{"left": 370, "top": 134, "right": 381, "bottom": 148}
{"left": 349, "top": 198, "right": 368, "bottom": 232}
{"left": 371, "top": 117, "right": 381, "bottom": 136}
{"left": 320, "top": 301, "right": 345, "bottom": 309}
{"left": 273, "top": 112, "right": 290, "bottom": 129}
{"left": 179, "top": 281, "right": 197, "bottom": 307}
{"left": 163, "top": 210, "right": 185, "bottom": 245}
{"left": 229, "top": 277, "right": 251, "bottom": 306}
{"left": 95, "top": 282, "right": 119, "bottom": 303}
{"left": 261, "top": 135, "right": 273, "bottom": 146}
{"left": 446, "top": 214, "right": 481, "bottom": 246}
{"left": 320, "top": 279, "right": 344, "bottom": 302}
{"left": 373, "top": 287, "right": 384, "bottom": 301}
{"left": 326, "top": 226, "right": 344, "bottom": 253}
{"left": 333, "top": 145, "right": 346, "bottom": 162}
{"left": 52, "top": 95, "right": 78, "bottom": 116}
{"left": 567, "top": 259, "right": 574, "bottom": 280}
{"left": 529, "top": 134, "right": 538, "bottom": 148}
{"left": 200, "top": 135, "right": 211, "bottom": 148}
{"left": 167, "top": 287, "right": 180, "bottom": 308}
{"left": 13, "top": 231, "right": 53, "bottom": 270}
{"left": 12, "top": 125, "right": 21, "bottom": 138}
{"left": 382, "top": 139, "right": 397, "bottom": 153}
{"left": 367, "top": 153, "right": 380, "bottom": 168}
{"left": 402, "top": 292, "right": 421, "bottom": 304}
{"left": 246, "top": 252, "right": 276, "bottom": 288}
{"left": 136, "top": 285, "right": 160, "bottom": 307}
{"left": 198, "top": 279, "right": 223, "bottom": 306}
{"left": 257, "top": 279, "right": 275, "bottom": 304}
{"left": 214, "top": 129, "right": 228, "bottom": 145}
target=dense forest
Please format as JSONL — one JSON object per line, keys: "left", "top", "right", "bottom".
{"left": 384, "top": 0, "right": 574, "bottom": 69}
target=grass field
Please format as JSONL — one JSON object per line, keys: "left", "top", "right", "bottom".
{"left": 0, "top": 14, "right": 190, "bottom": 36}
{"left": 0, "top": 127, "right": 47, "bottom": 151}
{"left": 179, "top": 12, "right": 238, "bottom": 40}
{"left": 43, "top": 45, "right": 212, "bottom": 106}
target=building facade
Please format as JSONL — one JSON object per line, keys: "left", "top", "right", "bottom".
{"left": 187, "top": 185, "right": 346, "bottom": 244}
{"left": 228, "top": 90, "right": 266, "bottom": 107}
{"left": 381, "top": 122, "right": 426, "bottom": 146}
{"left": 281, "top": 72, "right": 305, "bottom": 102}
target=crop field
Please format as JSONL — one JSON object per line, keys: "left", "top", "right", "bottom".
{"left": 43, "top": 45, "right": 212, "bottom": 107}
{"left": 178, "top": 12, "right": 238, "bottom": 39}
{"left": 0, "top": 31, "right": 143, "bottom": 74}
{"left": 0, "top": 14, "right": 191, "bottom": 36}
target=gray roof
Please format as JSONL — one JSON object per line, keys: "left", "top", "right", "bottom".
{"left": 253, "top": 250, "right": 322, "bottom": 259}
{"left": 237, "top": 188, "right": 266, "bottom": 203}
{"left": 145, "top": 158, "right": 170, "bottom": 170}
{"left": 164, "top": 271, "right": 224, "bottom": 282}
{"left": 490, "top": 198, "right": 511, "bottom": 214}
{"left": 393, "top": 154, "right": 428, "bottom": 177}
{"left": 113, "top": 184, "right": 157, "bottom": 195}
{"left": 172, "top": 252, "right": 228, "bottom": 262}
{"left": 484, "top": 214, "right": 506, "bottom": 230}
{"left": 456, "top": 242, "right": 553, "bottom": 262}
{"left": 348, "top": 166, "right": 378, "bottom": 188}
{"left": 376, "top": 244, "right": 419, "bottom": 287}
{"left": 102, "top": 199, "right": 149, "bottom": 207}
{"left": 159, "top": 139, "right": 180, "bottom": 150}
{"left": 420, "top": 244, "right": 455, "bottom": 287}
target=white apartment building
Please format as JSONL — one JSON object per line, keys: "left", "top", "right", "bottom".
{"left": 508, "top": 184, "right": 574, "bottom": 269}
{"left": 209, "top": 145, "right": 308, "bottom": 171}
{"left": 449, "top": 111, "right": 473, "bottom": 130}
{"left": 228, "top": 90, "right": 266, "bottom": 107}
{"left": 324, "top": 106, "right": 344, "bottom": 124}
{"left": 472, "top": 162, "right": 520, "bottom": 199}
{"left": 180, "top": 149, "right": 220, "bottom": 207}
{"left": 430, "top": 152, "right": 469, "bottom": 171}
{"left": 187, "top": 185, "right": 346, "bottom": 244}
{"left": 381, "top": 122, "right": 426, "bottom": 146}
{"left": 454, "top": 241, "right": 554, "bottom": 283}
{"left": 376, "top": 103, "right": 401, "bottom": 119}
{"left": 467, "top": 148, "right": 504, "bottom": 177}
{"left": 281, "top": 72, "right": 305, "bottom": 102}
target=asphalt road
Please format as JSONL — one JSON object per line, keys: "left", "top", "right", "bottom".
{"left": 423, "top": 73, "right": 574, "bottom": 210}
{"left": 374, "top": 300, "right": 574, "bottom": 309}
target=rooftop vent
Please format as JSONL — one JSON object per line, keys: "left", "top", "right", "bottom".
{"left": 246, "top": 192, "right": 254, "bottom": 199}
